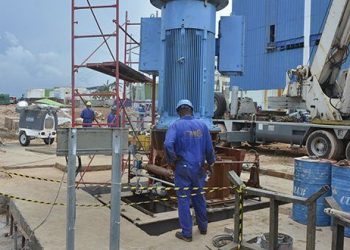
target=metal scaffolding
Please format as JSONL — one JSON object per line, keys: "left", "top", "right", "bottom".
{"left": 70, "top": 0, "right": 157, "bottom": 185}
{"left": 71, "top": 0, "right": 120, "bottom": 127}
{"left": 71, "top": 0, "right": 153, "bottom": 128}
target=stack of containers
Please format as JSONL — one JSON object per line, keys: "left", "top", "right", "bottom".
{"left": 331, "top": 161, "right": 350, "bottom": 237}
{"left": 292, "top": 157, "right": 332, "bottom": 226}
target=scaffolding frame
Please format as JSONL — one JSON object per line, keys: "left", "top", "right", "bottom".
{"left": 71, "top": 0, "right": 122, "bottom": 128}
{"left": 71, "top": 0, "right": 156, "bottom": 187}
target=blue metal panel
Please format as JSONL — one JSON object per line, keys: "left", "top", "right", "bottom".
{"left": 161, "top": 0, "right": 216, "bottom": 33}
{"left": 139, "top": 17, "right": 161, "bottom": 74}
{"left": 231, "top": 0, "right": 331, "bottom": 90}
{"left": 218, "top": 16, "right": 244, "bottom": 75}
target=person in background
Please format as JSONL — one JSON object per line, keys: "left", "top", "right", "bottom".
{"left": 164, "top": 99, "right": 215, "bottom": 242}
{"left": 80, "top": 101, "right": 95, "bottom": 127}
{"left": 137, "top": 104, "right": 146, "bottom": 130}
{"left": 107, "top": 105, "right": 118, "bottom": 127}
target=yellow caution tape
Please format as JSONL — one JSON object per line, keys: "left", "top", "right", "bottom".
{"left": 0, "top": 187, "right": 225, "bottom": 208}
{"left": 0, "top": 170, "right": 234, "bottom": 191}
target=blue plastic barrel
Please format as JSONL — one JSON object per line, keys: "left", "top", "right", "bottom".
{"left": 292, "top": 157, "right": 332, "bottom": 226}
{"left": 332, "top": 163, "right": 350, "bottom": 237}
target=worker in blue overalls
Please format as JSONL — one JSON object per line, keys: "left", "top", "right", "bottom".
{"left": 107, "top": 105, "right": 118, "bottom": 127}
{"left": 80, "top": 101, "right": 95, "bottom": 127}
{"left": 164, "top": 99, "right": 215, "bottom": 242}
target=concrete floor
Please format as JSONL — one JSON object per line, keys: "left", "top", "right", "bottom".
{"left": 0, "top": 140, "right": 349, "bottom": 249}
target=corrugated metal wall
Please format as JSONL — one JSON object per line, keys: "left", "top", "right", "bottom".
{"left": 232, "top": 0, "right": 331, "bottom": 90}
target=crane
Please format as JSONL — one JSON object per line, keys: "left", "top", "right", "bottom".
{"left": 285, "top": 0, "right": 350, "bottom": 121}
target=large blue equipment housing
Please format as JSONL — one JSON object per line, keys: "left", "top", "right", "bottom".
{"left": 140, "top": 0, "right": 244, "bottom": 130}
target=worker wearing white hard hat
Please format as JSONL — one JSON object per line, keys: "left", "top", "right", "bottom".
{"left": 80, "top": 101, "right": 95, "bottom": 127}
{"left": 164, "top": 99, "right": 215, "bottom": 242}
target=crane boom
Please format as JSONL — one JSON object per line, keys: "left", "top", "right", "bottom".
{"left": 311, "top": 0, "right": 350, "bottom": 89}
{"left": 279, "top": 0, "right": 350, "bottom": 121}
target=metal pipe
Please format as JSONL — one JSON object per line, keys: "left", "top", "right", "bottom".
{"left": 74, "top": 33, "right": 116, "bottom": 39}
{"left": 118, "top": 25, "right": 140, "bottom": 45}
{"left": 122, "top": 10, "right": 128, "bottom": 128}
{"left": 109, "top": 129, "right": 122, "bottom": 250}
{"left": 151, "top": 75, "right": 156, "bottom": 126}
{"left": 67, "top": 128, "right": 77, "bottom": 250}
{"left": 74, "top": 4, "right": 117, "bottom": 10}
{"left": 76, "top": 181, "right": 111, "bottom": 185}
{"left": 71, "top": 0, "right": 76, "bottom": 127}
{"left": 144, "top": 164, "right": 173, "bottom": 179}
{"left": 138, "top": 174, "right": 175, "bottom": 187}
{"left": 115, "top": 0, "right": 120, "bottom": 127}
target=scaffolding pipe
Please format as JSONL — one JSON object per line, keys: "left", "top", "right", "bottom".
{"left": 67, "top": 128, "right": 77, "bottom": 250}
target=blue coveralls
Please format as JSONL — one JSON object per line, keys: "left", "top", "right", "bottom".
{"left": 107, "top": 113, "right": 118, "bottom": 127}
{"left": 164, "top": 115, "right": 215, "bottom": 238}
{"left": 80, "top": 108, "right": 95, "bottom": 127}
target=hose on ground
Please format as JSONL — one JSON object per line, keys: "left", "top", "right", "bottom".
{"left": 212, "top": 234, "right": 234, "bottom": 248}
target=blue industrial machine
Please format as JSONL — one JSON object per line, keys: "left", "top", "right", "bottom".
{"left": 140, "top": 0, "right": 244, "bottom": 130}
{"left": 137, "top": 1, "right": 249, "bottom": 201}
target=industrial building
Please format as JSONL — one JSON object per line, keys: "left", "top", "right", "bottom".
{"left": 232, "top": 0, "right": 331, "bottom": 107}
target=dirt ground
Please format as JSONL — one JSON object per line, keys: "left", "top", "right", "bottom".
{"left": 0, "top": 104, "right": 17, "bottom": 128}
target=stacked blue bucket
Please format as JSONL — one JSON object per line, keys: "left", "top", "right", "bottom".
{"left": 332, "top": 161, "right": 350, "bottom": 237}
{"left": 292, "top": 157, "right": 332, "bottom": 226}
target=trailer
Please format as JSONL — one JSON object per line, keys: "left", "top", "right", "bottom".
{"left": 214, "top": 118, "right": 350, "bottom": 160}
{"left": 16, "top": 102, "right": 58, "bottom": 146}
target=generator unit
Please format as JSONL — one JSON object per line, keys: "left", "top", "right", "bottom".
{"left": 16, "top": 103, "right": 58, "bottom": 146}
{"left": 134, "top": 0, "right": 253, "bottom": 204}
{"left": 140, "top": 0, "right": 244, "bottom": 129}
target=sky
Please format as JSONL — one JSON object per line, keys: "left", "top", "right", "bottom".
{"left": 0, "top": 0, "right": 231, "bottom": 97}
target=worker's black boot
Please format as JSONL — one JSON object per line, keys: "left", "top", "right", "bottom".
{"left": 175, "top": 232, "right": 192, "bottom": 242}
{"left": 199, "top": 230, "right": 207, "bottom": 235}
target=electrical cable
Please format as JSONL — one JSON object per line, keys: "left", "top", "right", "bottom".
{"left": 3, "top": 157, "right": 58, "bottom": 168}
{"left": 212, "top": 234, "right": 234, "bottom": 248}
{"left": 20, "top": 171, "right": 66, "bottom": 250}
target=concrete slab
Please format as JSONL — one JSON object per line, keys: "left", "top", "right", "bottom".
{"left": 0, "top": 168, "right": 155, "bottom": 250}
{"left": 0, "top": 141, "right": 114, "bottom": 171}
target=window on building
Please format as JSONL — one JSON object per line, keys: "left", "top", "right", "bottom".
{"left": 269, "top": 25, "right": 276, "bottom": 43}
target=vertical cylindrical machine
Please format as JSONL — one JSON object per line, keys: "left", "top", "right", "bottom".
{"left": 150, "top": 0, "right": 228, "bottom": 129}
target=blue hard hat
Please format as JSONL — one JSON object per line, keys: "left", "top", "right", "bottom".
{"left": 176, "top": 99, "right": 193, "bottom": 111}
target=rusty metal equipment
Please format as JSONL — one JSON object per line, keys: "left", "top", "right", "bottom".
{"left": 136, "top": 129, "right": 261, "bottom": 203}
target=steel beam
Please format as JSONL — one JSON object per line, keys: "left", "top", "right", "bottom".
{"left": 109, "top": 130, "right": 122, "bottom": 250}
{"left": 67, "top": 128, "right": 77, "bottom": 250}
{"left": 269, "top": 199, "right": 279, "bottom": 250}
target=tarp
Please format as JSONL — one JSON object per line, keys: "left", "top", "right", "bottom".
{"left": 34, "top": 99, "right": 67, "bottom": 108}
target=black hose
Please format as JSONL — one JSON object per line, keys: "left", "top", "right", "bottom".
{"left": 211, "top": 234, "right": 234, "bottom": 248}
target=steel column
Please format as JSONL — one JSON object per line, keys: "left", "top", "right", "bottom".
{"left": 269, "top": 198, "right": 279, "bottom": 250}
{"left": 306, "top": 203, "right": 316, "bottom": 250}
{"left": 109, "top": 130, "right": 122, "bottom": 250}
{"left": 71, "top": 0, "right": 76, "bottom": 127}
{"left": 115, "top": 0, "right": 120, "bottom": 125}
{"left": 233, "top": 191, "right": 240, "bottom": 243}
{"left": 67, "top": 128, "right": 77, "bottom": 250}
{"left": 332, "top": 219, "right": 345, "bottom": 250}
